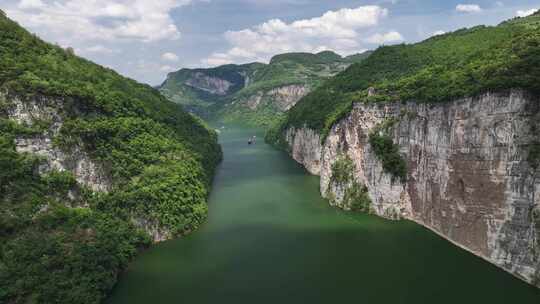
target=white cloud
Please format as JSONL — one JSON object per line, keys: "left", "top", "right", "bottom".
{"left": 516, "top": 8, "right": 538, "bottom": 17}
{"left": 203, "top": 5, "right": 390, "bottom": 66}
{"left": 432, "top": 30, "right": 446, "bottom": 36}
{"left": 81, "top": 45, "right": 117, "bottom": 54}
{"left": 161, "top": 52, "right": 180, "bottom": 62}
{"left": 7, "top": 0, "right": 193, "bottom": 42}
{"left": 160, "top": 65, "right": 177, "bottom": 72}
{"left": 365, "top": 31, "right": 403, "bottom": 44}
{"left": 18, "top": 0, "right": 45, "bottom": 9}
{"left": 456, "top": 4, "right": 482, "bottom": 13}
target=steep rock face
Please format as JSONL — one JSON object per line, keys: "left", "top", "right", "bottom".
{"left": 4, "top": 93, "right": 112, "bottom": 192}
{"left": 284, "top": 90, "right": 540, "bottom": 286}
{"left": 267, "top": 85, "right": 310, "bottom": 111}
{"left": 246, "top": 92, "right": 264, "bottom": 110}
{"left": 285, "top": 127, "right": 322, "bottom": 175}
{"left": 132, "top": 217, "right": 172, "bottom": 243}
{"left": 243, "top": 84, "right": 310, "bottom": 112}
{"left": 185, "top": 72, "right": 233, "bottom": 95}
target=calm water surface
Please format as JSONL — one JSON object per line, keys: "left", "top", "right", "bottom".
{"left": 107, "top": 126, "right": 540, "bottom": 304}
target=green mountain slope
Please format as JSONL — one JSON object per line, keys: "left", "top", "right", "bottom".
{"left": 159, "top": 50, "right": 371, "bottom": 127}
{"left": 269, "top": 11, "right": 540, "bottom": 142}
{"left": 159, "top": 62, "right": 264, "bottom": 111}
{"left": 0, "top": 12, "right": 221, "bottom": 304}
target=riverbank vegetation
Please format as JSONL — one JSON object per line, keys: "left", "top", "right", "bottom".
{"left": 0, "top": 14, "right": 221, "bottom": 304}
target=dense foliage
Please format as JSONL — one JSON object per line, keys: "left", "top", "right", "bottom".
{"left": 159, "top": 50, "right": 371, "bottom": 127}
{"left": 330, "top": 155, "right": 355, "bottom": 184}
{"left": 369, "top": 133, "right": 407, "bottom": 183}
{"left": 0, "top": 14, "right": 221, "bottom": 304}
{"left": 368, "top": 119, "right": 407, "bottom": 182}
{"left": 328, "top": 155, "right": 372, "bottom": 213}
{"left": 344, "top": 183, "right": 372, "bottom": 213}
{"left": 273, "top": 11, "right": 540, "bottom": 140}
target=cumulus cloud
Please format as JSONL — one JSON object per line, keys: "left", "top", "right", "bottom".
{"left": 364, "top": 31, "right": 403, "bottom": 44}
{"left": 161, "top": 52, "right": 180, "bottom": 62}
{"left": 18, "top": 0, "right": 45, "bottom": 9}
{"left": 202, "top": 5, "right": 392, "bottom": 66}
{"left": 456, "top": 4, "right": 482, "bottom": 13}
{"left": 7, "top": 0, "right": 192, "bottom": 42}
{"left": 81, "top": 45, "right": 117, "bottom": 54}
{"left": 516, "top": 8, "right": 538, "bottom": 17}
{"left": 160, "top": 65, "right": 177, "bottom": 72}
{"left": 432, "top": 30, "right": 446, "bottom": 36}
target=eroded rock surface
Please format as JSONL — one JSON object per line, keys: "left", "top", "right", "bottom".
{"left": 185, "top": 72, "right": 233, "bottom": 95}
{"left": 284, "top": 90, "right": 540, "bottom": 286}
{"left": 243, "top": 84, "right": 310, "bottom": 112}
{"left": 268, "top": 85, "right": 310, "bottom": 111}
{"left": 5, "top": 93, "right": 112, "bottom": 192}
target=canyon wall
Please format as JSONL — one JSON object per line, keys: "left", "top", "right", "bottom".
{"left": 185, "top": 72, "right": 233, "bottom": 95}
{"left": 4, "top": 93, "right": 112, "bottom": 192}
{"left": 244, "top": 84, "right": 310, "bottom": 111}
{"left": 2, "top": 92, "right": 176, "bottom": 242}
{"left": 283, "top": 90, "right": 540, "bottom": 286}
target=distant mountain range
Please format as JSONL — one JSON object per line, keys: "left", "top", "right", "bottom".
{"left": 159, "top": 50, "right": 372, "bottom": 127}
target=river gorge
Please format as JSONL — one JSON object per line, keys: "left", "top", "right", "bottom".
{"left": 107, "top": 126, "right": 540, "bottom": 304}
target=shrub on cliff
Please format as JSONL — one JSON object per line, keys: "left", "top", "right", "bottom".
{"left": 369, "top": 132, "right": 407, "bottom": 183}
{"left": 363, "top": 119, "right": 407, "bottom": 183}
{"left": 328, "top": 155, "right": 373, "bottom": 213}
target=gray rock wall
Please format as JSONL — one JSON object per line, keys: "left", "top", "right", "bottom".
{"left": 284, "top": 90, "right": 540, "bottom": 286}
{"left": 243, "top": 84, "right": 310, "bottom": 112}
{"left": 4, "top": 93, "right": 112, "bottom": 192}
{"left": 185, "top": 72, "right": 233, "bottom": 95}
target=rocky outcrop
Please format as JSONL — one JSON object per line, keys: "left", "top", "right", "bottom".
{"left": 285, "top": 127, "right": 322, "bottom": 175}
{"left": 267, "top": 85, "right": 310, "bottom": 111}
{"left": 132, "top": 217, "right": 172, "bottom": 243}
{"left": 246, "top": 92, "right": 264, "bottom": 110}
{"left": 185, "top": 72, "right": 233, "bottom": 95}
{"left": 284, "top": 90, "right": 540, "bottom": 287}
{"left": 4, "top": 93, "right": 112, "bottom": 192}
{"left": 243, "top": 84, "right": 310, "bottom": 112}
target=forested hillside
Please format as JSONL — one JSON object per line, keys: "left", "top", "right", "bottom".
{"left": 159, "top": 50, "right": 371, "bottom": 127}
{"left": 269, "top": 10, "right": 540, "bottom": 142}
{"left": 0, "top": 12, "right": 221, "bottom": 304}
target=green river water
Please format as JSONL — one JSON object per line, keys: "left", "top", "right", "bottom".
{"left": 107, "top": 126, "right": 540, "bottom": 304}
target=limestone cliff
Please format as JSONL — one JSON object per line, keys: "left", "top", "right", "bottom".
{"left": 283, "top": 90, "right": 540, "bottom": 287}
{"left": 4, "top": 92, "right": 112, "bottom": 192}
{"left": 243, "top": 84, "right": 310, "bottom": 111}
{"left": 185, "top": 72, "right": 234, "bottom": 95}
{"left": 2, "top": 92, "right": 184, "bottom": 243}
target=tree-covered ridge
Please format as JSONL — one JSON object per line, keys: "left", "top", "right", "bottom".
{"left": 0, "top": 13, "right": 221, "bottom": 303}
{"left": 159, "top": 50, "right": 371, "bottom": 126}
{"left": 274, "top": 11, "right": 540, "bottom": 140}
{"left": 269, "top": 50, "right": 365, "bottom": 65}
{"left": 160, "top": 62, "right": 264, "bottom": 109}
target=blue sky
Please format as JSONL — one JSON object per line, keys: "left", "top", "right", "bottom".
{"left": 1, "top": 0, "right": 539, "bottom": 85}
